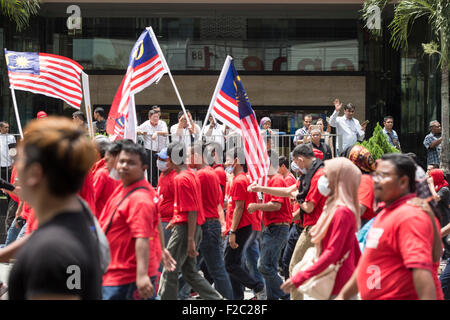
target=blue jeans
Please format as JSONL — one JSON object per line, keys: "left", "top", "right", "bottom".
{"left": 102, "top": 276, "right": 159, "bottom": 300}
{"left": 243, "top": 230, "right": 265, "bottom": 292}
{"left": 258, "top": 224, "right": 290, "bottom": 300}
{"left": 4, "top": 219, "right": 26, "bottom": 246}
{"left": 440, "top": 258, "right": 450, "bottom": 300}
{"left": 199, "top": 219, "right": 234, "bottom": 300}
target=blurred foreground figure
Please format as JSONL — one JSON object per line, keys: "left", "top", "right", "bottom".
{"left": 8, "top": 117, "right": 102, "bottom": 300}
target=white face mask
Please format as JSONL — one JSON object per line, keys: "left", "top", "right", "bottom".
{"left": 109, "top": 168, "right": 119, "bottom": 180}
{"left": 318, "top": 175, "right": 331, "bottom": 197}
{"left": 157, "top": 160, "right": 168, "bottom": 172}
{"left": 291, "top": 161, "right": 300, "bottom": 173}
{"left": 225, "top": 166, "right": 234, "bottom": 174}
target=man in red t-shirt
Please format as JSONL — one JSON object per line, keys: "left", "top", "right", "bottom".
{"left": 248, "top": 150, "right": 291, "bottom": 300}
{"left": 224, "top": 147, "right": 265, "bottom": 300}
{"left": 184, "top": 143, "right": 233, "bottom": 299}
{"left": 158, "top": 142, "right": 222, "bottom": 300}
{"left": 99, "top": 143, "right": 161, "bottom": 300}
{"left": 337, "top": 154, "right": 443, "bottom": 300}
{"left": 249, "top": 144, "right": 327, "bottom": 300}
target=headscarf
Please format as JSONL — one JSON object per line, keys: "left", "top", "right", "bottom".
{"left": 347, "top": 145, "right": 376, "bottom": 173}
{"left": 310, "top": 157, "right": 361, "bottom": 245}
{"left": 430, "top": 169, "right": 449, "bottom": 191}
{"left": 260, "top": 117, "right": 271, "bottom": 128}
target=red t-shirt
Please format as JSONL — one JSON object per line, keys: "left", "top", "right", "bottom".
{"left": 9, "top": 166, "right": 19, "bottom": 203}
{"left": 284, "top": 173, "right": 297, "bottom": 187}
{"left": 226, "top": 172, "right": 256, "bottom": 232}
{"left": 213, "top": 164, "right": 227, "bottom": 205}
{"left": 292, "top": 206, "right": 361, "bottom": 295}
{"left": 262, "top": 174, "right": 292, "bottom": 226}
{"left": 303, "top": 168, "right": 327, "bottom": 226}
{"left": 99, "top": 179, "right": 161, "bottom": 286}
{"left": 156, "top": 169, "right": 177, "bottom": 223}
{"left": 171, "top": 169, "right": 205, "bottom": 226}
{"left": 25, "top": 206, "right": 38, "bottom": 235}
{"left": 91, "top": 158, "right": 106, "bottom": 177}
{"left": 359, "top": 174, "right": 376, "bottom": 221}
{"left": 79, "top": 169, "right": 97, "bottom": 217}
{"left": 356, "top": 193, "right": 444, "bottom": 300}
{"left": 198, "top": 166, "right": 221, "bottom": 219}
{"left": 93, "top": 162, "right": 121, "bottom": 219}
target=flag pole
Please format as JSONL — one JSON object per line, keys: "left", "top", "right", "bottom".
{"left": 81, "top": 72, "right": 94, "bottom": 138}
{"left": 200, "top": 55, "right": 232, "bottom": 137}
{"left": 9, "top": 87, "right": 24, "bottom": 139}
{"left": 147, "top": 27, "right": 193, "bottom": 129}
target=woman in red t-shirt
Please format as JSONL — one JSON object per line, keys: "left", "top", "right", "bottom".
{"left": 281, "top": 157, "right": 362, "bottom": 299}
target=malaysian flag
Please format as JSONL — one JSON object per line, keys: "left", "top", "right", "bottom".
{"left": 5, "top": 50, "right": 83, "bottom": 109}
{"left": 107, "top": 27, "right": 169, "bottom": 140}
{"left": 225, "top": 58, "right": 269, "bottom": 184}
{"left": 206, "top": 56, "right": 240, "bottom": 130}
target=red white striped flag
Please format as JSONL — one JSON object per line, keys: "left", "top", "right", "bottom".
{"left": 220, "top": 56, "right": 269, "bottom": 184}
{"left": 5, "top": 50, "right": 83, "bottom": 109}
{"left": 107, "top": 27, "right": 168, "bottom": 141}
{"left": 206, "top": 56, "right": 240, "bottom": 131}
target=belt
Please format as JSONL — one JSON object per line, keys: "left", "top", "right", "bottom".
{"left": 204, "top": 217, "right": 219, "bottom": 222}
{"left": 267, "top": 222, "right": 290, "bottom": 227}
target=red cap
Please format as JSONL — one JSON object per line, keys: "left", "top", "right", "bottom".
{"left": 313, "top": 148, "right": 324, "bottom": 160}
{"left": 37, "top": 111, "right": 47, "bottom": 119}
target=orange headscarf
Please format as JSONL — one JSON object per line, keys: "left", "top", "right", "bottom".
{"left": 309, "top": 157, "right": 361, "bottom": 245}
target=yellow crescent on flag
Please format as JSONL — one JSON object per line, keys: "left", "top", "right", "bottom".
{"left": 133, "top": 41, "right": 144, "bottom": 61}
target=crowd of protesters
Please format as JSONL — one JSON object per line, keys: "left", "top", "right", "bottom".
{"left": 0, "top": 99, "right": 448, "bottom": 301}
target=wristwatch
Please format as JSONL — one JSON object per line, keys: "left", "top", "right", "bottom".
{"left": 228, "top": 230, "right": 236, "bottom": 235}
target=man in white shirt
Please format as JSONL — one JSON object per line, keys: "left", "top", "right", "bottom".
{"left": 329, "top": 100, "right": 367, "bottom": 155}
{"left": 170, "top": 110, "right": 200, "bottom": 149}
{"left": 137, "top": 108, "right": 169, "bottom": 186}
{"left": 203, "top": 115, "right": 225, "bottom": 150}
{"left": 0, "top": 122, "right": 16, "bottom": 183}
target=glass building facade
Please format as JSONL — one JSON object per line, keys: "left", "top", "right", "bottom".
{"left": 0, "top": 1, "right": 443, "bottom": 166}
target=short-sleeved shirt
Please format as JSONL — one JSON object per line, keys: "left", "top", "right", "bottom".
{"left": 156, "top": 169, "right": 177, "bottom": 223}
{"left": 356, "top": 193, "right": 444, "bottom": 300}
{"left": 93, "top": 160, "right": 121, "bottom": 219}
{"left": 79, "top": 170, "right": 97, "bottom": 217}
{"left": 423, "top": 132, "right": 441, "bottom": 166}
{"left": 359, "top": 174, "right": 375, "bottom": 221}
{"left": 262, "top": 174, "right": 292, "bottom": 226}
{"left": 226, "top": 172, "right": 256, "bottom": 232}
{"left": 9, "top": 211, "right": 102, "bottom": 299}
{"left": 303, "top": 168, "right": 327, "bottom": 226}
{"left": 137, "top": 120, "right": 169, "bottom": 152}
{"left": 99, "top": 179, "right": 161, "bottom": 286}
{"left": 0, "top": 134, "right": 16, "bottom": 167}
{"left": 197, "top": 166, "right": 221, "bottom": 219}
{"left": 171, "top": 169, "right": 205, "bottom": 226}
{"left": 284, "top": 173, "right": 297, "bottom": 187}
{"left": 293, "top": 126, "right": 308, "bottom": 144}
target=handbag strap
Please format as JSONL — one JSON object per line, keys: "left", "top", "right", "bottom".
{"left": 104, "top": 186, "right": 148, "bottom": 235}
{"left": 334, "top": 250, "right": 350, "bottom": 271}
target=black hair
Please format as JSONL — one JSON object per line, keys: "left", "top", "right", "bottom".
{"left": 178, "top": 110, "right": 191, "bottom": 120}
{"left": 94, "top": 107, "right": 105, "bottom": 118}
{"left": 167, "top": 141, "right": 186, "bottom": 165}
{"left": 380, "top": 153, "right": 416, "bottom": 192}
{"left": 106, "top": 140, "right": 127, "bottom": 157}
{"left": 384, "top": 115, "right": 394, "bottom": 122}
{"left": 94, "top": 137, "right": 110, "bottom": 158}
{"left": 148, "top": 109, "right": 159, "bottom": 117}
{"left": 72, "top": 111, "right": 86, "bottom": 123}
{"left": 267, "top": 149, "right": 279, "bottom": 168}
{"left": 292, "top": 144, "right": 315, "bottom": 159}
{"left": 406, "top": 152, "right": 417, "bottom": 164}
{"left": 205, "top": 142, "right": 224, "bottom": 165}
{"left": 279, "top": 156, "right": 290, "bottom": 169}
{"left": 304, "top": 114, "right": 312, "bottom": 120}
{"left": 120, "top": 142, "right": 147, "bottom": 166}
{"left": 343, "top": 103, "right": 355, "bottom": 111}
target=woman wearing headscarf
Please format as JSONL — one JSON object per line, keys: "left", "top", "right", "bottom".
{"left": 260, "top": 117, "right": 273, "bottom": 136}
{"left": 280, "top": 157, "right": 362, "bottom": 299}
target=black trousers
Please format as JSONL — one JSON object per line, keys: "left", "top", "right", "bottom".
{"left": 224, "top": 224, "right": 264, "bottom": 300}
{"left": 145, "top": 149, "right": 159, "bottom": 187}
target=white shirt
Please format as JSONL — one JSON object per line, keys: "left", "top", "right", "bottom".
{"left": 170, "top": 122, "right": 201, "bottom": 148}
{"left": 203, "top": 123, "right": 225, "bottom": 150}
{"left": 329, "top": 110, "right": 364, "bottom": 153}
{"left": 0, "top": 134, "right": 16, "bottom": 167}
{"left": 137, "top": 120, "right": 168, "bottom": 151}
